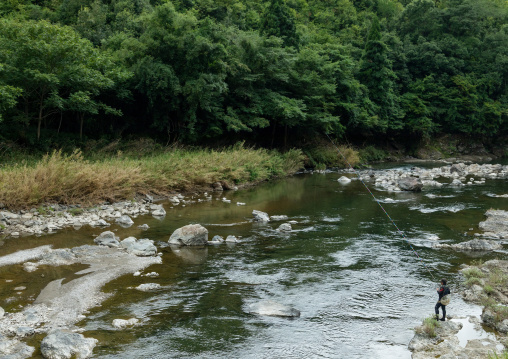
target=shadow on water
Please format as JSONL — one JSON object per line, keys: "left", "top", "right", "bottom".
{"left": 0, "top": 169, "right": 507, "bottom": 358}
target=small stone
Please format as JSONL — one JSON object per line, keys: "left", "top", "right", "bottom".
{"left": 138, "top": 224, "right": 149, "bottom": 230}
{"left": 0, "top": 306, "right": 4, "bottom": 318}
{"left": 133, "top": 271, "right": 141, "bottom": 276}
{"left": 135, "top": 283, "right": 161, "bottom": 292}
{"left": 14, "top": 286, "right": 26, "bottom": 291}
{"left": 116, "top": 215, "right": 134, "bottom": 227}
{"left": 112, "top": 318, "right": 139, "bottom": 329}
{"left": 277, "top": 223, "right": 292, "bottom": 232}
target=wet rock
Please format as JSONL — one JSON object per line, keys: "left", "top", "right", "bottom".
{"left": 168, "top": 224, "right": 208, "bottom": 246}
{"left": 252, "top": 210, "right": 270, "bottom": 222}
{"left": 0, "top": 334, "right": 35, "bottom": 359}
{"left": 445, "top": 239, "right": 503, "bottom": 252}
{"left": 145, "top": 194, "right": 154, "bottom": 203}
{"left": 225, "top": 235, "right": 240, "bottom": 243}
{"left": 210, "top": 235, "right": 224, "bottom": 244}
{"left": 137, "top": 224, "right": 149, "bottom": 230}
{"left": 270, "top": 215, "right": 288, "bottom": 221}
{"left": 337, "top": 176, "right": 352, "bottom": 184}
{"left": 0, "top": 245, "right": 52, "bottom": 267}
{"left": 168, "top": 197, "right": 180, "bottom": 205}
{"left": 93, "top": 231, "right": 120, "bottom": 248}
{"left": 397, "top": 177, "right": 423, "bottom": 192}
{"left": 450, "top": 178, "right": 464, "bottom": 186}
{"left": 14, "top": 286, "right": 26, "bottom": 291}
{"left": 120, "top": 237, "right": 157, "bottom": 257}
{"left": 116, "top": 215, "right": 134, "bottom": 227}
{"left": 135, "top": 283, "right": 161, "bottom": 292}
{"left": 151, "top": 206, "right": 166, "bottom": 217}
{"left": 112, "top": 318, "right": 139, "bottom": 329}
{"left": 0, "top": 306, "right": 4, "bottom": 318}
{"left": 277, "top": 223, "right": 292, "bottom": 232}
{"left": 249, "top": 300, "right": 300, "bottom": 317}
{"left": 14, "top": 327, "right": 34, "bottom": 338}
{"left": 479, "top": 209, "right": 508, "bottom": 239}
{"left": 212, "top": 182, "right": 223, "bottom": 191}
{"left": 40, "top": 330, "right": 97, "bottom": 359}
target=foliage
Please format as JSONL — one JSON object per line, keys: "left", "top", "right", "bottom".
{"left": 0, "top": 0, "right": 506, "bottom": 148}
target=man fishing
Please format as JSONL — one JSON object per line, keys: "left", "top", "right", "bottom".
{"left": 435, "top": 278, "right": 450, "bottom": 321}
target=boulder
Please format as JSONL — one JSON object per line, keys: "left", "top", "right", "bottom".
{"left": 112, "top": 318, "right": 139, "bottom": 329}
{"left": 397, "top": 177, "right": 423, "bottom": 192}
{"left": 479, "top": 210, "right": 508, "bottom": 239}
{"left": 121, "top": 237, "right": 157, "bottom": 256}
{"left": 168, "top": 224, "right": 208, "bottom": 246}
{"left": 277, "top": 223, "right": 292, "bottom": 232}
{"left": 450, "top": 178, "right": 464, "bottom": 186}
{"left": 249, "top": 300, "right": 300, "bottom": 317}
{"left": 0, "top": 334, "right": 35, "bottom": 359}
{"left": 151, "top": 205, "right": 166, "bottom": 217}
{"left": 40, "top": 330, "right": 97, "bottom": 359}
{"left": 93, "top": 231, "right": 120, "bottom": 248}
{"left": 337, "top": 176, "right": 352, "bottom": 184}
{"left": 252, "top": 210, "right": 270, "bottom": 222}
{"left": 116, "top": 215, "right": 134, "bottom": 227}
{"left": 450, "top": 239, "right": 502, "bottom": 252}
{"left": 225, "top": 235, "right": 240, "bottom": 243}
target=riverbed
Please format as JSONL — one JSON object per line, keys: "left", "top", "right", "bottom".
{"left": 1, "top": 163, "right": 507, "bottom": 358}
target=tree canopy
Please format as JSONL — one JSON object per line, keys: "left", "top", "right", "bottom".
{"left": 0, "top": 0, "right": 506, "bottom": 148}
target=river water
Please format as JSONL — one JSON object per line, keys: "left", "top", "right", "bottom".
{"left": 1, "top": 163, "right": 507, "bottom": 358}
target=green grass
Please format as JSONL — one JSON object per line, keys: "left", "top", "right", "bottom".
{"left": 490, "top": 351, "right": 508, "bottom": 359}
{"left": 416, "top": 316, "right": 440, "bottom": 338}
{"left": 0, "top": 144, "right": 305, "bottom": 209}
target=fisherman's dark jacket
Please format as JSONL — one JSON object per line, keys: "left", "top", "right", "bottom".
{"left": 437, "top": 285, "right": 450, "bottom": 300}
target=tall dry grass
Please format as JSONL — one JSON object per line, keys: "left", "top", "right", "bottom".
{"left": 0, "top": 146, "right": 304, "bottom": 209}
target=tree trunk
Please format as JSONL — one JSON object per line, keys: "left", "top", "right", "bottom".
{"left": 271, "top": 121, "right": 277, "bottom": 148}
{"left": 37, "top": 104, "right": 43, "bottom": 141}
{"left": 284, "top": 125, "right": 288, "bottom": 149}
{"left": 79, "top": 113, "right": 84, "bottom": 140}
{"left": 57, "top": 111, "right": 62, "bottom": 134}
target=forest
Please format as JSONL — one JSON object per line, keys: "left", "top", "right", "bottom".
{"left": 0, "top": 0, "right": 507, "bottom": 150}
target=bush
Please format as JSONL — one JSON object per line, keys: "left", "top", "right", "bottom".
{"left": 416, "top": 316, "right": 440, "bottom": 338}
{"left": 359, "top": 145, "right": 388, "bottom": 163}
{"left": 462, "top": 267, "right": 485, "bottom": 279}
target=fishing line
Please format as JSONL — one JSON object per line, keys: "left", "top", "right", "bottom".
{"left": 324, "top": 133, "right": 437, "bottom": 281}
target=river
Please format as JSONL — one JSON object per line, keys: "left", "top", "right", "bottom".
{"left": 1, "top": 163, "right": 507, "bottom": 358}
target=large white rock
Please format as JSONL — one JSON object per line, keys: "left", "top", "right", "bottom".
{"left": 168, "top": 224, "right": 208, "bottom": 246}
{"left": 116, "top": 215, "right": 134, "bottom": 227}
{"left": 277, "top": 223, "right": 292, "bottom": 232}
{"left": 93, "top": 231, "right": 120, "bottom": 248}
{"left": 337, "top": 176, "right": 352, "bottom": 184}
{"left": 40, "top": 330, "right": 97, "bottom": 359}
{"left": 135, "top": 283, "right": 161, "bottom": 292}
{"left": 252, "top": 210, "right": 270, "bottom": 222}
{"left": 121, "top": 237, "right": 157, "bottom": 256}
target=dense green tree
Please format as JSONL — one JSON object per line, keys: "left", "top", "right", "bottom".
{"left": 358, "top": 16, "right": 402, "bottom": 131}
{"left": 262, "top": 0, "right": 300, "bottom": 48}
{"left": 0, "top": 19, "right": 128, "bottom": 140}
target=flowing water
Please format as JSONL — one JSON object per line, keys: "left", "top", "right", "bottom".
{"left": 1, "top": 163, "right": 508, "bottom": 358}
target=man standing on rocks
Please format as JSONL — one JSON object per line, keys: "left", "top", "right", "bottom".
{"left": 435, "top": 278, "right": 450, "bottom": 321}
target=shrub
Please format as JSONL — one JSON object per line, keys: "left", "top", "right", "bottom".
{"left": 462, "top": 267, "right": 485, "bottom": 279}
{"left": 416, "top": 316, "right": 440, "bottom": 338}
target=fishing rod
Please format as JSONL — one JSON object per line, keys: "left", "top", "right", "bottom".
{"left": 324, "top": 133, "right": 437, "bottom": 282}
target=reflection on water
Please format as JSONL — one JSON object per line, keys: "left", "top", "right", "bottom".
{"left": 1, "top": 166, "right": 507, "bottom": 358}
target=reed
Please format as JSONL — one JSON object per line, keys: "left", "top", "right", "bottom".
{"left": 0, "top": 145, "right": 304, "bottom": 209}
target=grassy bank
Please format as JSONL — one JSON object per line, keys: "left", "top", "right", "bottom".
{"left": 0, "top": 144, "right": 305, "bottom": 209}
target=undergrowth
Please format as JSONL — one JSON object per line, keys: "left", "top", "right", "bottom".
{"left": 0, "top": 144, "right": 304, "bottom": 209}
{"left": 415, "top": 316, "right": 440, "bottom": 338}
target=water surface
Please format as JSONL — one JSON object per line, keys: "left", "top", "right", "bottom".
{"left": 1, "top": 164, "right": 507, "bottom": 358}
